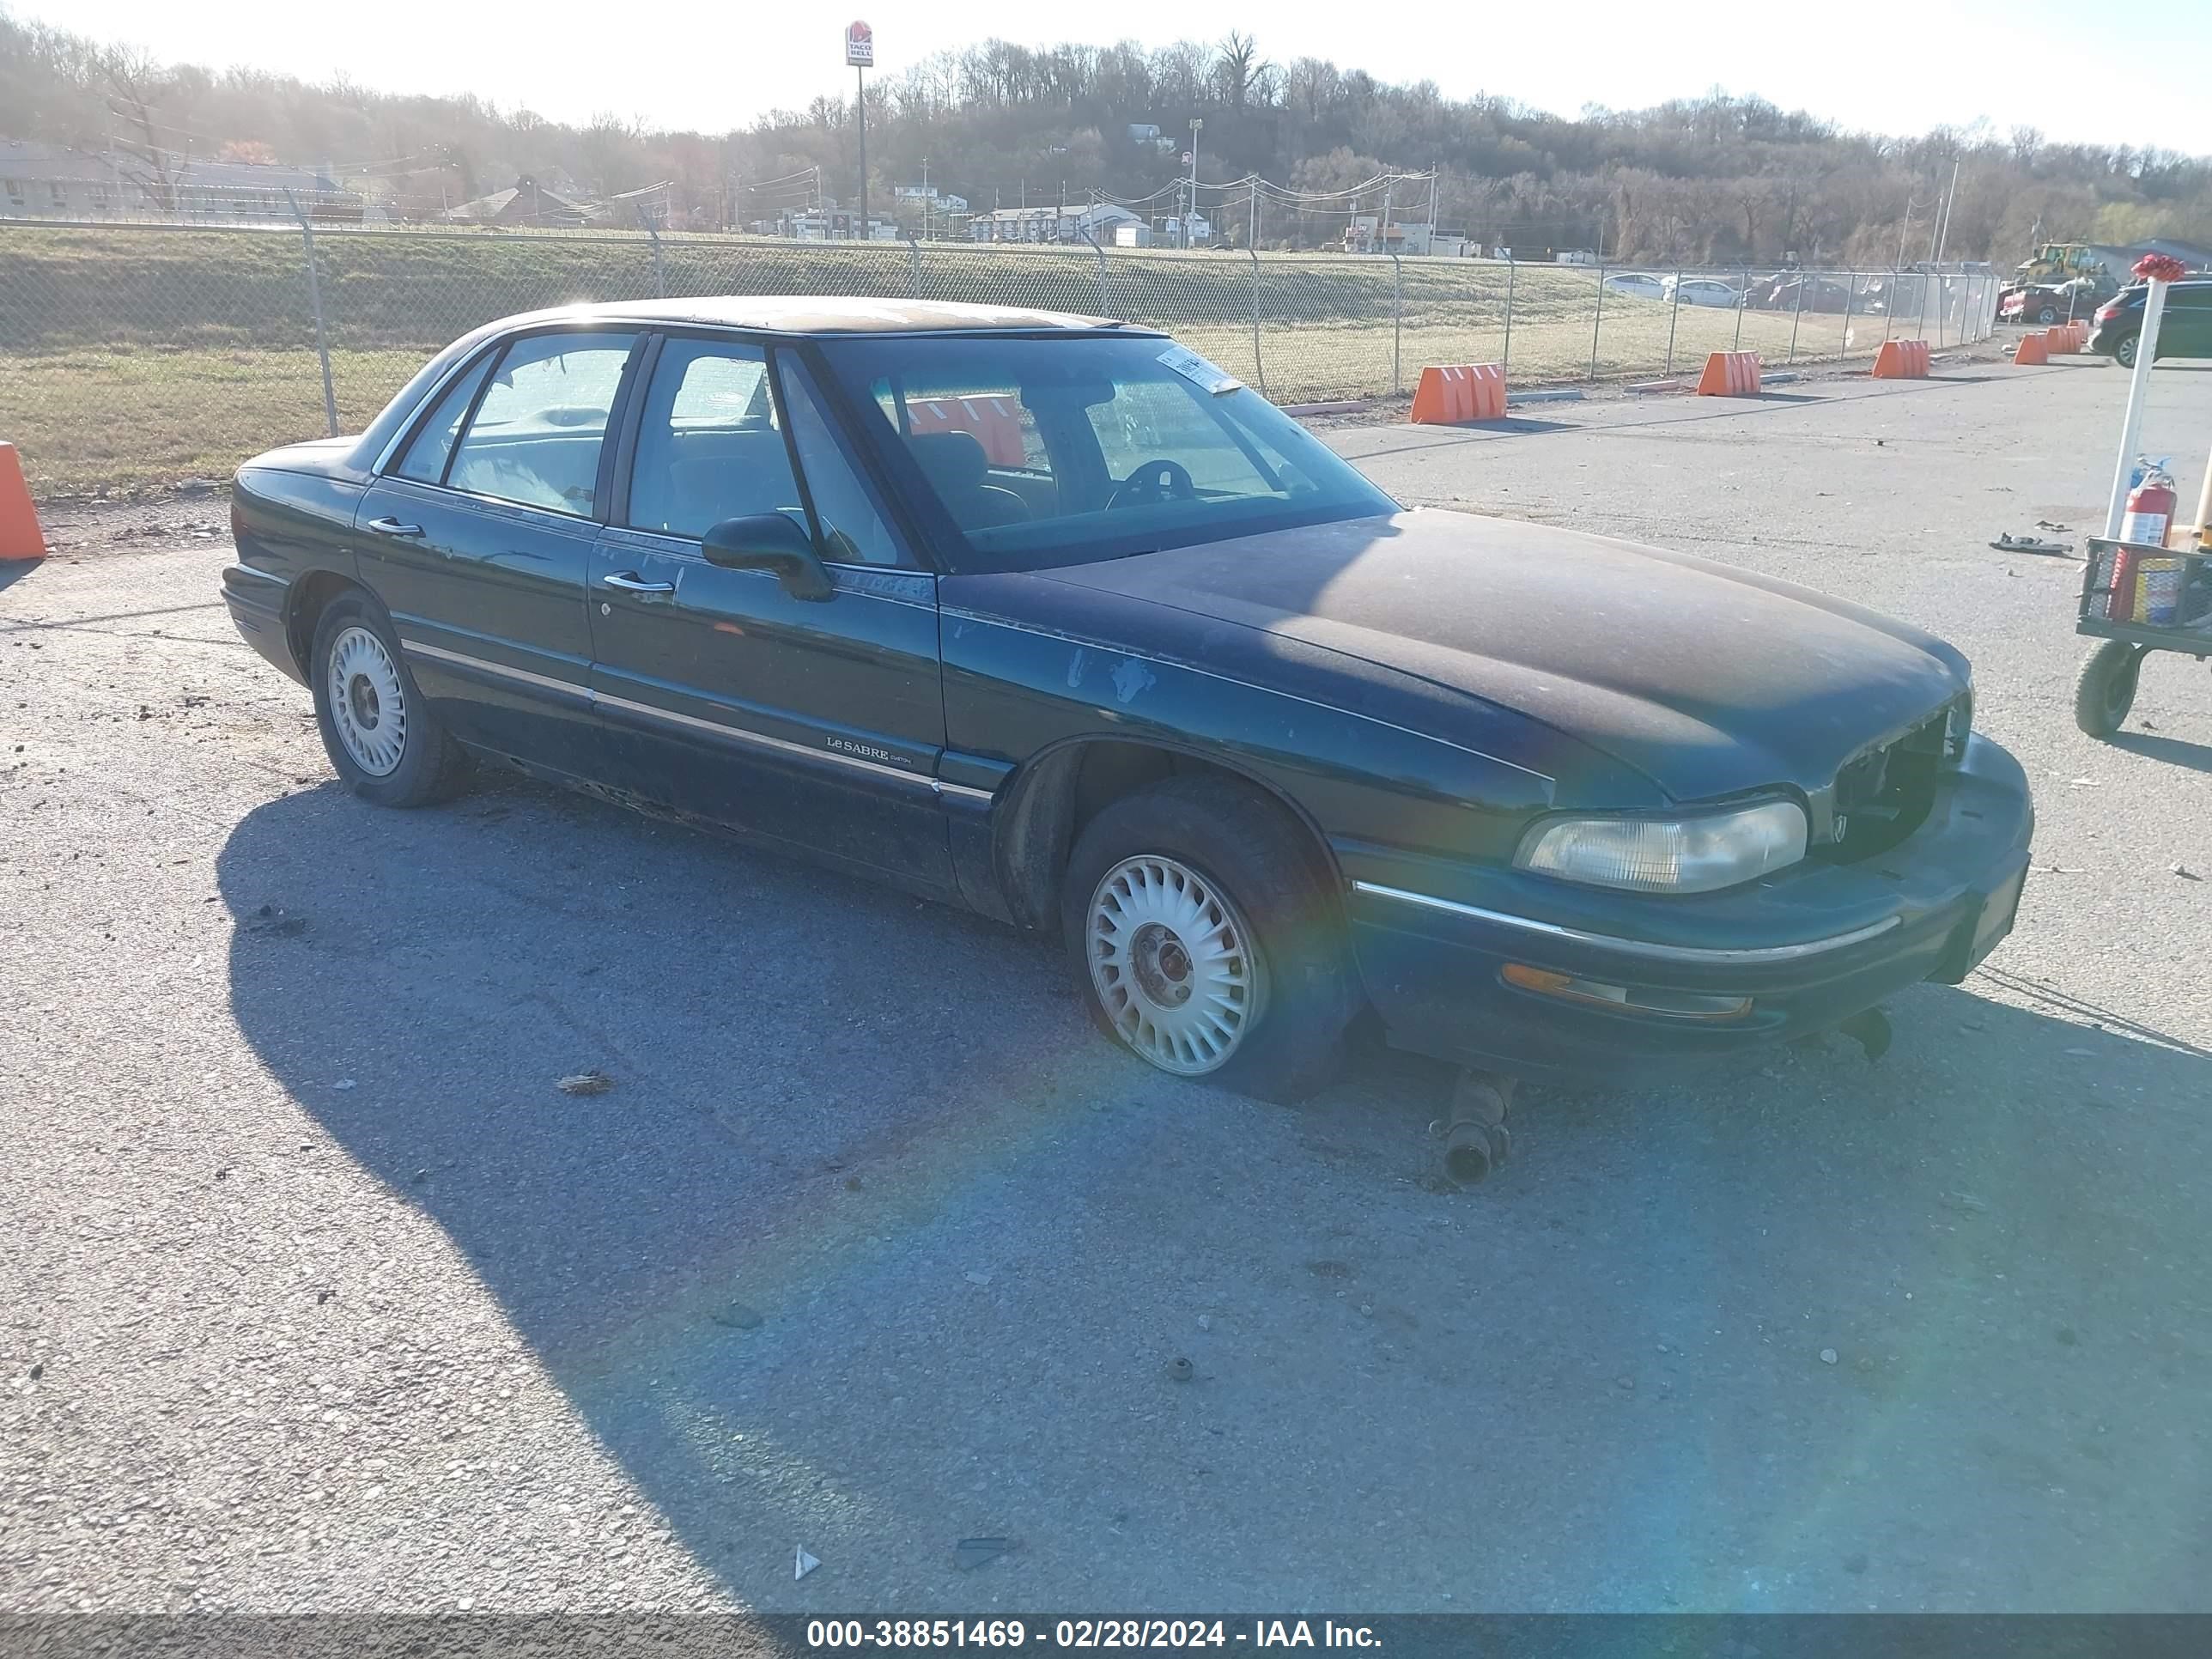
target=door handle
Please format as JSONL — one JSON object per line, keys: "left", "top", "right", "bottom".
{"left": 601, "top": 571, "right": 677, "bottom": 594}
{"left": 367, "top": 517, "right": 424, "bottom": 537}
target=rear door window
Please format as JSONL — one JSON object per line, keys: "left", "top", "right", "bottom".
{"left": 626, "top": 337, "right": 806, "bottom": 540}
{"left": 446, "top": 331, "right": 636, "bottom": 517}
{"left": 393, "top": 356, "right": 494, "bottom": 485}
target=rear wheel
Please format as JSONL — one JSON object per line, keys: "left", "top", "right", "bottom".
{"left": 2035, "top": 304, "right": 2059, "bottom": 325}
{"left": 310, "top": 592, "right": 471, "bottom": 805}
{"left": 2072, "top": 640, "right": 2144, "bottom": 738}
{"left": 2114, "top": 334, "right": 2138, "bottom": 369}
{"left": 1062, "top": 775, "right": 1352, "bottom": 1102}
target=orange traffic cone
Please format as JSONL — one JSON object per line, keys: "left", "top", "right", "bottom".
{"left": 0, "top": 443, "right": 46, "bottom": 562}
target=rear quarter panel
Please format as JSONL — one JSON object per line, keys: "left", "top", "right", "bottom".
{"left": 228, "top": 463, "right": 369, "bottom": 679}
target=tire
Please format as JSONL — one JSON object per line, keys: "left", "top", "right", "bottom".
{"left": 2035, "top": 305, "right": 2058, "bottom": 325}
{"left": 2114, "top": 334, "right": 2138, "bottom": 369}
{"left": 308, "top": 591, "right": 472, "bottom": 806}
{"left": 1060, "top": 775, "right": 1353, "bottom": 1103}
{"left": 2072, "top": 640, "right": 2143, "bottom": 738}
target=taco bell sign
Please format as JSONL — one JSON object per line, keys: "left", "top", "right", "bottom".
{"left": 845, "top": 20, "right": 873, "bottom": 67}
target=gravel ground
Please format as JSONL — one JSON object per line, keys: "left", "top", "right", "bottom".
{"left": 3, "top": 353, "right": 2210, "bottom": 1615}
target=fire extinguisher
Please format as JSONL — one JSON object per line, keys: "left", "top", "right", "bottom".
{"left": 2120, "top": 463, "right": 2176, "bottom": 547}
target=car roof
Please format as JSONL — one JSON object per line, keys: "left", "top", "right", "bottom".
{"left": 483, "top": 296, "right": 1152, "bottom": 337}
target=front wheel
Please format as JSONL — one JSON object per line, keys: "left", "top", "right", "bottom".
{"left": 310, "top": 592, "right": 472, "bottom": 805}
{"left": 1061, "top": 776, "right": 1353, "bottom": 1102}
{"left": 2072, "top": 640, "right": 2144, "bottom": 738}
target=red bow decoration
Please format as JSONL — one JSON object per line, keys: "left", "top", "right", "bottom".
{"left": 2134, "top": 252, "right": 2188, "bottom": 284}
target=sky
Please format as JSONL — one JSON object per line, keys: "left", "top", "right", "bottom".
{"left": 23, "top": 0, "right": 2211, "bottom": 157}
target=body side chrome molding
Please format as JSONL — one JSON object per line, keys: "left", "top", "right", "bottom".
{"left": 401, "top": 638, "right": 994, "bottom": 804}
{"left": 1348, "top": 880, "right": 1901, "bottom": 965}
{"left": 403, "top": 637, "right": 588, "bottom": 699}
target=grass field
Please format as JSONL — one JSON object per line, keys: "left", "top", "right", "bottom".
{"left": 1, "top": 222, "right": 1993, "bottom": 495}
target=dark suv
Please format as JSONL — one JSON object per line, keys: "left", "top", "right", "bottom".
{"left": 2088, "top": 278, "right": 2212, "bottom": 368}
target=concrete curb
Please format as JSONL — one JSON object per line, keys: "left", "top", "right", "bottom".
{"left": 1279, "top": 400, "right": 1369, "bottom": 416}
{"left": 1506, "top": 388, "right": 1587, "bottom": 405}
{"left": 1626, "top": 379, "right": 1686, "bottom": 395}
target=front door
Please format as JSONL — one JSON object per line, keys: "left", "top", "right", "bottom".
{"left": 356, "top": 327, "right": 641, "bottom": 770}
{"left": 586, "top": 333, "right": 953, "bottom": 890}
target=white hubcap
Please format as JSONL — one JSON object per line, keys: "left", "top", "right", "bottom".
{"left": 1087, "top": 854, "right": 1263, "bottom": 1076}
{"left": 326, "top": 625, "right": 408, "bottom": 777}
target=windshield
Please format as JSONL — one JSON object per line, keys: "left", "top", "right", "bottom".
{"left": 815, "top": 331, "right": 1397, "bottom": 574}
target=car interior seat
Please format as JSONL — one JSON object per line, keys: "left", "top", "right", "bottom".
{"left": 904, "top": 431, "right": 1030, "bottom": 529}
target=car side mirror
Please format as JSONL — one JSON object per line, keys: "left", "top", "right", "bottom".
{"left": 701, "top": 514, "right": 835, "bottom": 602}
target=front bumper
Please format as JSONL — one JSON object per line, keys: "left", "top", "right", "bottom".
{"left": 1345, "top": 735, "right": 2034, "bottom": 1081}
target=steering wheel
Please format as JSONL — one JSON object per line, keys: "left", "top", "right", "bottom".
{"left": 1107, "top": 458, "right": 1198, "bottom": 510}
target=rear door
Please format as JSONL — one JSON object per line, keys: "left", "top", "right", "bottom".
{"left": 2165, "top": 284, "right": 2212, "bottom": 358}
{"left": 356, "top": 327, "right": 642, "bottom": 770}
{"left": 586, "top": 333, "right": 953, "bottom": 890}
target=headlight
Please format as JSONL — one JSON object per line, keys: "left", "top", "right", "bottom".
{"left": 1515, "top": 800, "right": 1808, "bottom": 894}
{"left": 1945, "top": 684, "right": 1974, "bottom": 758}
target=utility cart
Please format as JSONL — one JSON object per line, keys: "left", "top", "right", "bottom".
{"left": 2073, "top": 536, "right": 2212, "bottom": 738}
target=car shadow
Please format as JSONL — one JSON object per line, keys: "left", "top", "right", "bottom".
{"left": 216, "top": 775, "right": 2212, "bottom": 1608}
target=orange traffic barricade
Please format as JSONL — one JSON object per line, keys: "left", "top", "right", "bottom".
{"left": 908, "top": 395, "right": 1026, "bottom": 467}
{"left": 2013, "top": 332, "right": 2049, "bottom": 366}
{"left": 0, "top": 442, "right": 46, "bottom": 562}
{"left": 1694, "top": 350, "right": 1762, "bottom": 397}
{"left": 2045, "top": 326, "right": 2071, "bottom": 356}
{"left": 1409, "top": 363, "right": 1507, "bottom": 425}
{"left": 1872, "top": 339, "right": 1931, "bottom": 379}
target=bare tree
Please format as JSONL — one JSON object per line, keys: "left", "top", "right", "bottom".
{"left": 102, "top": 47, "right": 180, "bottom": 213}
{"left": 1213, "top": 32, "right": 1270, "bottom": 113}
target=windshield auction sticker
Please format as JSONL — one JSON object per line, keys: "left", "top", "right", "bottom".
{"left": 1158, "top": 344, "right": 1243, "bottom": 395}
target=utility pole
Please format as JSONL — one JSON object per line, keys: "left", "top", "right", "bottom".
{"left": 1188, "top": 118, "right": 1202, "bottom": 247}
{"left": 1249, "top": 173, "right": 1259, "bottom": 250}
{"left": 1933, "top": 160, "right": 1962, "bottom": 265}
{"left": 1928, "top": 159, "right": 1958, "bottom": 264}
{"left": 1427, "top": 167, "right": 1438, "bottom": 252}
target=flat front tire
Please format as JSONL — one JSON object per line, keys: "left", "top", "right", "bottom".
{"left": 309, "top": 592, "right": 471, "bottom": 806}
{"left": 1061, "top": 775, "right": 1353, "bottom": 1103}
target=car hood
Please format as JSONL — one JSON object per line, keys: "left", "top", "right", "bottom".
{"left": 1035, "top": 509, "right": 1968, "bottom": 802}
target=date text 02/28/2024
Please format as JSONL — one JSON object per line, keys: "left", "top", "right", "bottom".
{"left": 805, "top": 1620, "right": 1382, "bottom": 1649}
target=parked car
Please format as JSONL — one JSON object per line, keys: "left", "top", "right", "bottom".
{"left": 2001, "top": 278, "right": 2107, "bottom": 326}
{"left": 222, "top": 300, "right": 2033, "bottom": 1133}
{"left": 1661, "top": 276, "right": 1741, "bottom": 308}
{"left": 1601, "top": 271, "right": 1668, "bottom": 301}
{"left": 2087, "top": 279, "right": 2212, "bottom": 368}
{"left": 1742, "top": 275, "right": 1854, "bottom": 313}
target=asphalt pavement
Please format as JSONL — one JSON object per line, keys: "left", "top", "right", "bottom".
{"left": 3, "top": 350, "right": 2209, "bottom": 1614}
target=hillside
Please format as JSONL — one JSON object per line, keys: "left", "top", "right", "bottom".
{"left": 4, "top": 9, "right": 2209, "bottom": 262}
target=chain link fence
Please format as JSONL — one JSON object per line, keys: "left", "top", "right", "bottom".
{"left": 0, "top": 217, "right": 2002, "bottom": 495}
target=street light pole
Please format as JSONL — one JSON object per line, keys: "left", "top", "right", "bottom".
{"left": 1188, "top": 118, "right": 1202, "bottom": 248}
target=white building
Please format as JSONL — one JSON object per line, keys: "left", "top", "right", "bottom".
{"left": 895, "top": 184, "right": 969, "bottom": 214}
{"left": 972, "top": 201, "right": 1139, "bottom": 244}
